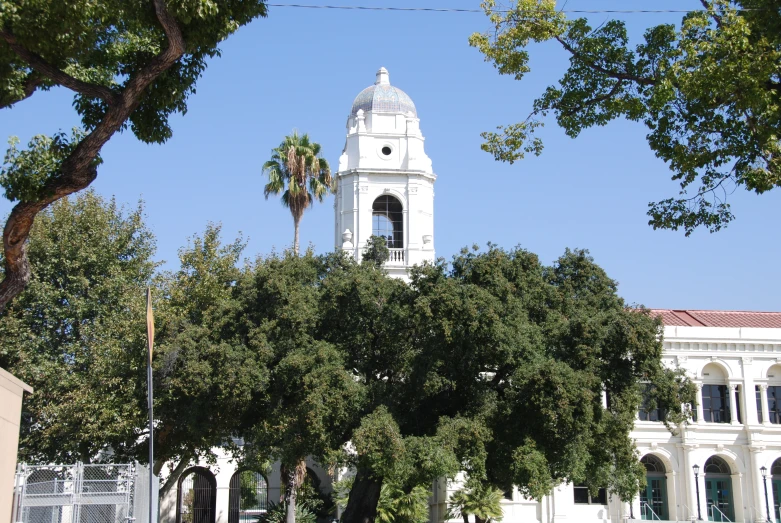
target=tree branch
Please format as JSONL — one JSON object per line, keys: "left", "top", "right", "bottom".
{"left": 0, "top": 0, "right": 186, "bottom": 314}
{"left": 158, "top": 453, "right": 193, "bottom": 498}
{"left": 0, "top": 74, "right": 43, "bottom": 110}
{"left": 554, "top": 36, "right": 657, "bottom": 87}
{"left": 699, "top": 0, "right": 723, "bottom": 29}
{"left": 0, "top": 30, "right": 117, "bottom": 104}
{"left": 557, "top": 79, "right": 625, "bottom": 118}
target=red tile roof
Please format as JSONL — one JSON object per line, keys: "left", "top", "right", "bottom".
{"left": 650, "top": 309, "right": 781, "bottom": 329}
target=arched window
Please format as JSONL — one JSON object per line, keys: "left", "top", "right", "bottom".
{"left": 372, "top": 196, "right": 403, "bottom": 249}
{"left": 703, "top": 456, "right": 734, "bottom": 521}
{"left": 228, "top": 470, "right": 268, "bottom": 523}
{"left": 704, "top": 456, "right": 731, "bottom": 475}
{"left": 701, "top": 363, "right": 731, "bottom": 423}
{"left": 641, "top": 454, "right": 666, "bottom": 474}
{"left": 771, "top": 458, "right": 781, "bottom": 522}
{"left": 177, "top": 468, "right": 217, "bottom": 523}
{"left": 640, "top": 455, "right": 668, "bottom": 520}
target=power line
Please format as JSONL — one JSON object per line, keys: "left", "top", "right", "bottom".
{"left": 266, "top": 4, "right": 740, "bottom": 14}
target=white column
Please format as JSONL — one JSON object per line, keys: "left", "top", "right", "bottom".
{"left": 551, "top": 483, "right": 568, "bottom": 522}
{"left": 666, "top": 471, "right": 679, "bottom": 521}
{"left": 696, "top": 383, "right": 705, "bottom": 424}
{"left": 745, "top": 375, "right": 759, "bottom": 425}
{"left": 683, "top": 446, "right": 702, "bottom": 521}
{"left": 761, "top": 384, "right": 771, "bottom": 426}
{"left": 730, "top": 384, "right": 740, "bottom": 425}
{"left": 750, "top": 448, "right": 768, "bottom": 523}
{"left": 731, "top": 472, "right": 745, "bottom": 523}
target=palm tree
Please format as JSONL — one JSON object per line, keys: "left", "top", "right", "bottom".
{"left": 447, "top": 480, "right": 504, "bottom": 523}
{"left": 262, "top": 131, "right": 332, "bottom": 255}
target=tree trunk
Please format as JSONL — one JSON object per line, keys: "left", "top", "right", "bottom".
{"left": 341, "top": 467, "right": 382, "bottom": 523}
{"left": 0, "top": 0, "right": 186, "bottom": 314}
{"left": 284, "top": 460, "right": 306, "bottom": 523}
{"left": 293, "top": 215, "right": 301, "bottom": 255}
{"left": 462, "top": 512, "right": 469, "bottom": 523}
{"left": 158, "top": 456, "right": 192, "bottom": 499}
{"left": 285, "top": 470, "right": 297, "bottom": 523}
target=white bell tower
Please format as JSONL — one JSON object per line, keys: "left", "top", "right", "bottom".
{"left": 334, "top": 67, "right": 436, "bottom": 278}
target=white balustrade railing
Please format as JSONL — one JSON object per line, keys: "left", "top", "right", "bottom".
{"left": 386, "top": 249, "right": 405, "bottom": 265}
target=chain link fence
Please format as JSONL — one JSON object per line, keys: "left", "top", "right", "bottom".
{"left": 12, "top": 463, "right": 158, "bottom": 523}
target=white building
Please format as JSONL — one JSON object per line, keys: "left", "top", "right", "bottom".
{"left": 436, "top": 310, "right": 781, "bottom": 523}
{"left": 159, "top": 71, "right": 781, "bottom": 523}
{"left": 333, "top": 67, "right": 436, "bottom": 279}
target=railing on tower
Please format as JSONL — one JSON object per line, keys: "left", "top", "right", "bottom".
{"left": 386, "top": 249, "right": 405, "bottom": 265}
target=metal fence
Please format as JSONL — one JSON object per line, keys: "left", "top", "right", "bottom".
{"left": 12, "top": 463, "right": 158, "bottom": 523}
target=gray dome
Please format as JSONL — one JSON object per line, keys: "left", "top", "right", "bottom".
{"left": 350, "top": 68, "right": 417, "bottom": 117}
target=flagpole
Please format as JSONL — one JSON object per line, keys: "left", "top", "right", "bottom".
{"left": 146, "top": 287, "right": 155, "bottom": 523}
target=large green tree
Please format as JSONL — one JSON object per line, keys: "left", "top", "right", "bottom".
{"left": 235, "top": 251, "right": 363, "bottom": 523}
{"left": 0, "top": 0, "right": 268, "bottom": 312}
{"left": 324, "top": 246, "right": 695, "bottom": 523}
{"left": 0, "top": 191, "right": 156, "bottom": 463}
{"left": 0, "top": 195, "right": 268, "bottom": 499}
{"left": 262, "top": 131, "right": 332, "bottom": 255}
{"left": 470, "top": 0, "right": 781, "bottom": 235}
{"left": 151, "top": 223, "right": 270, "bottom": 497}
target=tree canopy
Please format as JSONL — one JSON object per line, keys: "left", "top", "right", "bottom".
{"left": 0, "top": 194, "right": 268, "bottom": 497}
{"left": 0, "top": 0, "right": 268, "bottom": 312}
{"left": 2, "top": 193, "right": 694, "bottom": 517}
{"left": 0, "top": 191, "right": 155, "bottom": 463}
{"left": 470, "top": 0, "right": 781, "bottom": 235}
{"left": 229, "top": 247, "right": 695, "bottom": 523}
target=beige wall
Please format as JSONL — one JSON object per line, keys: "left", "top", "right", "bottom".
{"left": 0, "top": 369, "right": 31, "bottom": 523}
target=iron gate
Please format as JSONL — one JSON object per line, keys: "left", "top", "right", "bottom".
{"left": 13, "top": 463, "right": 157, "bottom": 523}
{"left": 228, "top": 471, "right": 268, "bottom": 523}
{"left": 13, "top": 463, "right": 137, "bottom": 523}
{"left": 176, "top": 469, "right": 215, "bottom": 523}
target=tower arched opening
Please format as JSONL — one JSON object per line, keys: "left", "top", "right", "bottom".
{"left": 372, "top": 195, "right": 404, "bottom": 249}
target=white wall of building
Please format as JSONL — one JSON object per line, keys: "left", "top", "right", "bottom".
{"left": 334, "top": 68, "right": 436, "bottom": 279}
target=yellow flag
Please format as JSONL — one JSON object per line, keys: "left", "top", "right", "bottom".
{"left": 146, "top": 287, "right": 154, "bottom": 366}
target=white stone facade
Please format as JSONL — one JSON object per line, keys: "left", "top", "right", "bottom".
{"left": 430, "top": 317, "right": 781, "bottom": 523}
{"left": 334, "top": 68, "right": 436, "bottom": 279}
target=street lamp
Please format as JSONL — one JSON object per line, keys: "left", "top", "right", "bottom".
{"left": 693, "top": 464, "right": 703, "bottom": 520}
{"left": 762, "top": 466, "right": 771, "bottom": 523}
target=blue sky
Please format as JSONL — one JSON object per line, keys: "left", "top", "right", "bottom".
{"left": 1, "top": 0, "right": 779, "bottom": 311}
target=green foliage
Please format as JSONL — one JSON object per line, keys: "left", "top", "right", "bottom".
{"left": 470, "top": 0, "right": 781, "bottom": 235}
{"left": 152, "top": 224, "right": 268, "bottom": 474}
{"left": 1, "top": 0, "right": 268, "bottom": 142}
{"left": 0, "top": 196, "right": 267, "bottom": 476}
{"left": 2, "top": 209, "right": 694, "bottom": 514}
{"left": 447, "top": 479, "right": 504, "bottom": 523}
{"left": 256, "top": 501, "right": 316, "bottom": 523}
{"left": 335, "top": 476, "right": 429, "bottom": 523}
{"left": 234, "top": 245, "right": 693, "bottom": 513}
{"left": 362, "top": 235, "right": 390, "bottom": 267}
{"left": 0, "top": 129, "right": 99, "bottom": 203}
{"left": 376, "top": 483, "right": 430, "bottom": 523}
{"left": 0, "top": 190, "right": 155, "bottom": 462}
{"left": 333, "top": 476, "right": 354, "bottom": 511}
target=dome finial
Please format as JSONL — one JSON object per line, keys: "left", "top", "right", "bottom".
{"left": 375, "top": 67, "right": 390, "bottom": 86}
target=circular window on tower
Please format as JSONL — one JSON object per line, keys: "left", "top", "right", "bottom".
{"left": 378, "top": 144, "right": 394, "bottom": 160}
